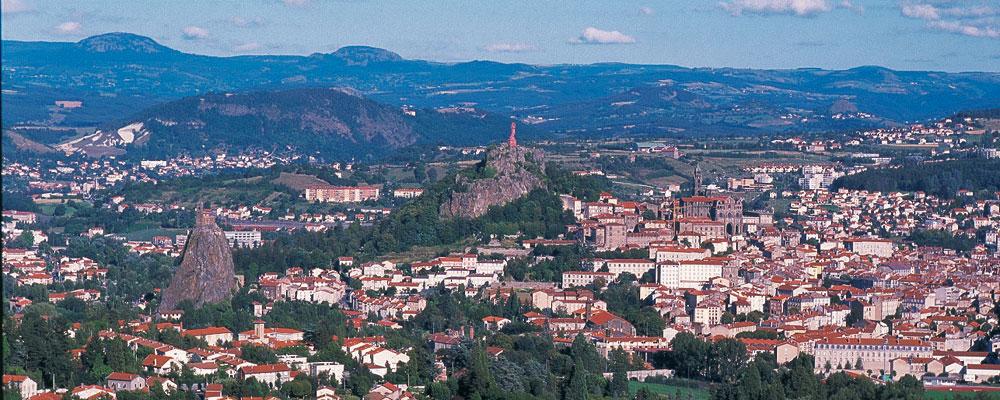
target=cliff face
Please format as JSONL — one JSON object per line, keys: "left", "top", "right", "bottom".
{"left": 158, "top": 212, "right": 238, "bottom": 312}
{"left": 439, "top": 143, "right": 546, "bottom": 219}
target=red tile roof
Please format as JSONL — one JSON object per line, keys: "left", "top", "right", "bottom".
{"left": 241, "top": 363, "right": 290, "bottom": 375}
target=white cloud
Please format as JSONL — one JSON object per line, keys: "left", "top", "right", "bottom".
{"left": 231, "top": 16, "right": 264, "bottom": 28}
{"left": 640, "top": 6, "right": 655, "bottom": 15}
{"left": 720, "top": 0, "right": 834, "bottom": 16}
{"left": 902, "top": 4, "right": 940, "bottom": 20}
{"left": 281, "top": 0, "right": 308, "bottom": 6}
{"left": 182, "top": 26, "right": 209, "bottom": 40}
{"left": 928, "top": 20, "right": 999, "bottom": 38}
{"left": 839, "top": 0, "right": 863, "bottom": 13}
{"left": 482, "top": 43, "right": 539, "bottom": 53}
{"left": 569, "top": 27, "right": 637, "bottom": 45}
{"left": 900, "top": 2, "right": 998, "bottom": 39}
{"left": 234, "top": 42, "right": 262, "bottom": 52}
{"left": 56, "top": 21, "right": 83, "bottom": 35}
{"left": 54, "top": 21, "right": 81, "bottom": 34}
{"left": 1, "top": 0, "right": 31, "bottom": 14}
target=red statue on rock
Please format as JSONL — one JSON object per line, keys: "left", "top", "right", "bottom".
{"left": 508, "top": 121, "right": 517, "bottom": 147}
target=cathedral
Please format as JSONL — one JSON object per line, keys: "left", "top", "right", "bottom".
{"left": 679, "top": 163, "right": 744, "bottom": 236}
{"left": 680, "top": 196, "right": 744, "bottom": 236}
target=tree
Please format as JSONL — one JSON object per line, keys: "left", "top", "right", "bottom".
{"left": 503, "top": 294, "right": 523, "bottom": 319}
{"left": 241, "top": 345, "right": 279, "bottom": 364}
{"left": 881, "top": 375, "right": 924, "bottom": 400}
{"left": 428, "top": 382, "right": 452, "bottom": 400}
{"left": 570, "top": 334, "right": 604, "bottom": 374}
{"left": 737, "top": 361, "right": 766, "bottom": 400}
{"left": 460, "top": 344, "right": 497, "bottom": 400}
{"left": 348, "top": 368, "right": 377, "bottom": 397}
{"left": 10, "top": 231, "right": 34, "bottom": 248}
{"left": 847, "top": 301, "right": 864, "bottom": 326}
{"left": 414, "top": 164, "right": 428, "bottom": 183}
{"left": 640, "top": 209, "right": 657, "bottom": 220}
{"left": 663, "top": 332, "right": 708, "bottom": 379}
{"left": 710, "top": 339, "right": 748, "bottom": 383}
{"left": 1, "top": 386, "right": 19, "bottom": 400}
{"left": 18, "top": 309, "right": 73, "bottom": 388}
{"left": 2, "top": 335, "right": 10, "bottom": 367}
{"left": 609, "top": 349, "right": 629, "bottom": 399}
{"left": 283, "top": 376, "right": 313, "bottom": 398}
{"left": 387, "top": 346, "right": 435, "bottom": 387}
{"left": 565, "top": 364, "right": 588, "bottom": 400}
{"left": 781, "top": 355, "right": 822, "bottom": 400}
{"left": 631, "top": 308, "right": 666, "bottom": 337}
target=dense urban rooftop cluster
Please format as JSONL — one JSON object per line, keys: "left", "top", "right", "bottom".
{"left": 3, "top": 134, "right": 1000, "bottom": 400}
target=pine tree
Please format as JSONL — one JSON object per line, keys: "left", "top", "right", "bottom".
{"left": 18, "top": 311, "right": 72, "bottom": 388}
{"left": 738, "top": 362, "right": 764, "bottom": 400}
{"left": 609, "top": 349, "right": 629, "bottom": 399}
{"left": 504, "top": 293, "right": 522, "bottom": 318}
{"left": 565, "top": 364, "right": 588, "bottom": 400}
{"left": 570, "top": 334, "right": 604, "bottom": 373}
{"left": 1, "top": 335, "right": 10, "bottom": 367}
{"left": 461, "top": 344, "right": 497, "bottom": 400}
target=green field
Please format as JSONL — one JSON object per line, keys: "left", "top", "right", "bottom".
{"left": 38, "top": 200, "right": 92, "bottom": 217}
{"left": 766, "top": 198, "right": 795, "bottom": 215}
{"left": 628, "top": 381, "right": 711, "bottom": 400}
{"left": 925, "top": 390, "right": 1000, "bottom": 400}
{"left": 125, "top": 227, "right": 186, "bottom": 241}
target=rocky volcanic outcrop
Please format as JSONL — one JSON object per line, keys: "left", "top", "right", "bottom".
{"left": 439, "top": 143, "right": 546, "bottom": 219}
{"left": 158, "top": 211, "right": 238, "bottom": 313}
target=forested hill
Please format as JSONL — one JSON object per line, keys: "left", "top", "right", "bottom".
{"left": 832, "top": 159, "right": 1000, "bottom": 198}
{"left": 52, "top": 88, "right": 530, "bottom": 160}
{"left": 232, "top": 163, "right": 610, "bottom": 280}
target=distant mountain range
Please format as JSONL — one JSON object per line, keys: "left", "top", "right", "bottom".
{"left": 3, "top": 32, "right": 1000, "bottom": 156}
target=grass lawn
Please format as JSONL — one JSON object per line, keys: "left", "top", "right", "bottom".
{"left": 38, "top": 200, "right": 91, "bottom": 217}
{"left": 628, "top": 381, "right": 711, "bottom": 400}
{"left": 925, "top": 389, "right": 1000, "bottom": 400}
{"left": 125, "top": 227, "right": 187, "bottom": 241}
{"left": 272, "top": 172, "right": 328, "bottom": 192}
{"left": 766, "top": 198, "right": 795, "bottom": 214}
{"left": 377, "top": 239, "right": 476, "bottom": 263}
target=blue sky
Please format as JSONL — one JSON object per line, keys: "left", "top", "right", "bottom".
{"left": 2, "top": 0, "right": 998, "bottom": 72}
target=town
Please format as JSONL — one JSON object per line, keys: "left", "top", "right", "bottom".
{"left": 4, "top": 115, "right": 1000, "bottom": 400}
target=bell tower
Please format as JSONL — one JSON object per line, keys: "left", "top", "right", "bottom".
{"left": 693, "top": 163, "right": 703, "bottom": 196}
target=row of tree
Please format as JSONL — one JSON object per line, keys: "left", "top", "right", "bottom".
{"left": 832, "top": 159, "right": 1000, "bottom": 199}
{"left": 712, "top": 354, "right": 927, "bottom": 400}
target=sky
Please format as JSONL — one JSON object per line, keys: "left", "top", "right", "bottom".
{"left": 2, "top": 0, "right": 998, "bottom": 72}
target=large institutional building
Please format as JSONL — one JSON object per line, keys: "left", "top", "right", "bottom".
{"left": 304, "top": 185, "right": 380, "bottom": 203}
{"left": 812, "top": 338, "right": 933, "bottom": 373}
{"left": 656, "top": 258, "right": 738, "bottom": 289}
{"left": 177, "top": 230, "right": 262, "bottom": 248}
{"left": 679, "top": 196, "right": 744, "bottom": 236}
